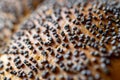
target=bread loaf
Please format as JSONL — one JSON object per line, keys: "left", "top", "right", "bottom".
{"left": 0, "top": 0, "right": 120, "bottom": 80}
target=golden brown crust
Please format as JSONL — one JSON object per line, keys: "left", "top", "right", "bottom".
{"left": 0, "top": 0, "right": 120, "bottom": 80}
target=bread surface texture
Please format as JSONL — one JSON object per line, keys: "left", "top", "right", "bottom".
{"left": 0, "top": 0, "right": 120, "bottom": 80}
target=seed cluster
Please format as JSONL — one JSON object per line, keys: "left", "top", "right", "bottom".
{"left": 0, "top": 0, "right": 120, "bottom": 80}
{"left": 0, "top": 0, "right": 42, "bottom": 48}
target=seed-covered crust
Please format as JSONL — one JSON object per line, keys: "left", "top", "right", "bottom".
{"left": 0, "top": 0, "right": 42, "bottom": 49}
{"left": 0, "top": 0, "right": 120, "bottom": 80}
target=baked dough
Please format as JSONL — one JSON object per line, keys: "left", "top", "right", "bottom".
{"left": 0, "top": 0, "right": 120, "bottom": 80}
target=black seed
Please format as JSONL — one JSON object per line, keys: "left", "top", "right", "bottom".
{"left": 28, "top": 71, "right": 34, "bottom": 78}
{"left": 41, "top": 50, "right": 47, "bottom": 56}
{"left": 73, "top": 50, "right": 79, "bottom": 57}
{"left": 38, "top": 46, "right": 42, "bottom": 50}
{"left": 64, "top": 24, "right": 70, "bottom": 30}
{"left": 42, "top": 71, "right": 49, "bottom": 78}
{"left": 51, "top": 66, "right": 58, "bottom": 73}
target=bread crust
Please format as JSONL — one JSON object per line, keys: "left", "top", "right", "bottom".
{"left": 0, "top": 0, "right": 120, "bottom": 80}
